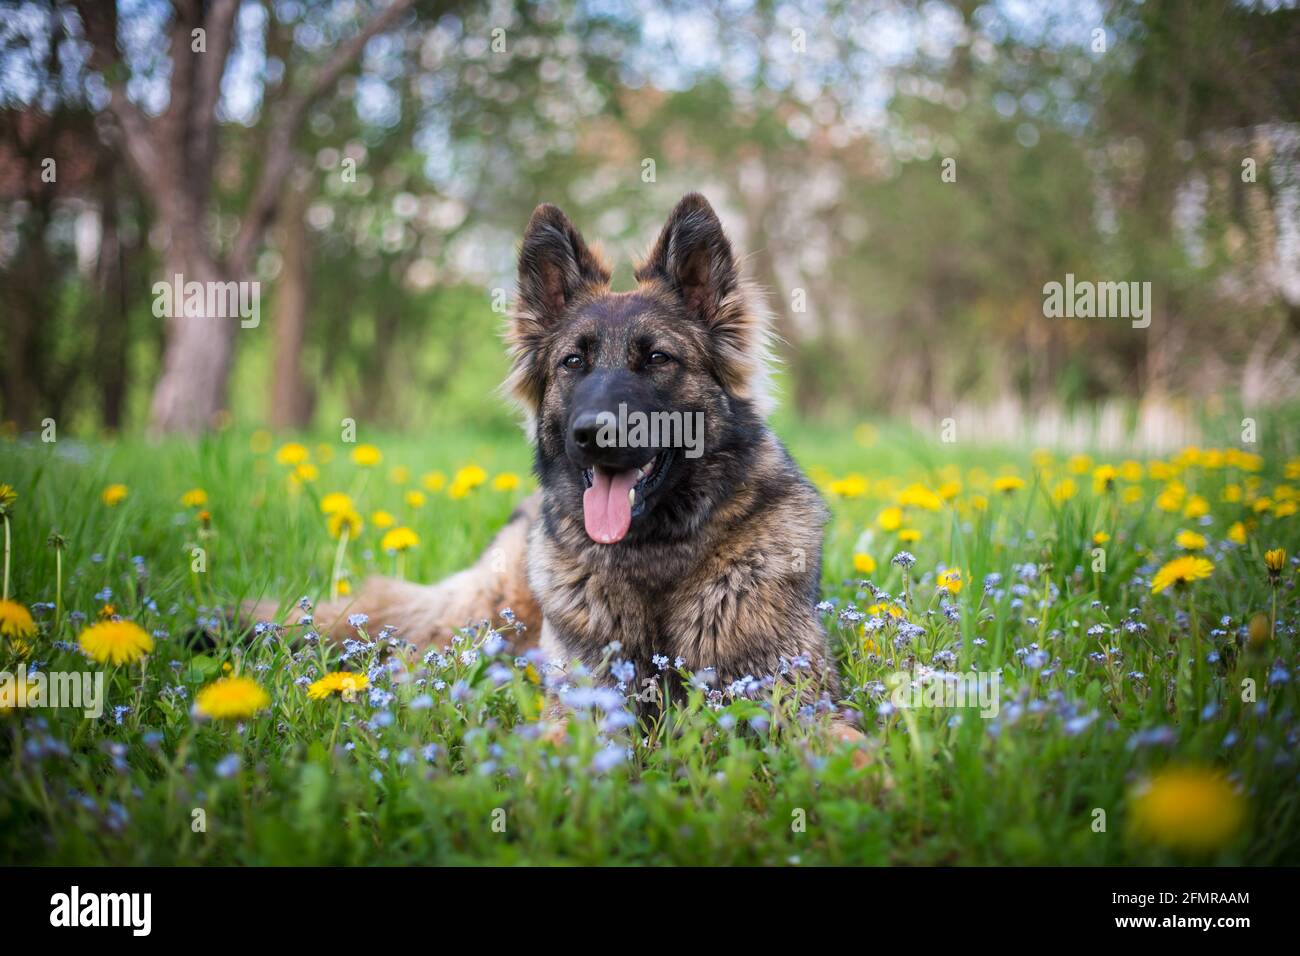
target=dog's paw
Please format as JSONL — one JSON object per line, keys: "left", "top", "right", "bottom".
{"left": 540, "top": 719, "right": 569, "bottom": 747}
{"left": 827, "top": 721, "right": 872, "bottom": 770}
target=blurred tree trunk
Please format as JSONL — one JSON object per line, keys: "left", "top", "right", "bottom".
{"left": 268, "top": 174, "right": 316, "bottom": 429}
{"left": 1, "top": 196, "right": 51, "bottom": 429}
{"left": 0, "top": 18, "right": 63, "bottom": 430}
{"left": 72, "top": 0, "right": 414, "bottom": 434}
{"left": 94, "top": 156, "right": 130, "bottom": 431}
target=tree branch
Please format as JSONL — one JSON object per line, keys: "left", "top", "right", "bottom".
{"left": 164, "top": 0, "right": 201, "bottom": 153}
{"left": 71, "top": 0, "right": 160, "bottom": 183}
{"left": 189, "top": 0, "right": 241, "bottom": 189}
{"left": 229, "top": 0, "right": 415, "bottom": 275}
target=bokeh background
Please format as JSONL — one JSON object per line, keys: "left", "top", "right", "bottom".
{"left": 2, "top": 0, "right": 1298, "bottom": 446}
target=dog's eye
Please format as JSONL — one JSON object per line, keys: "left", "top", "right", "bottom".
{"left": 562, "top": 354, "right": 585, "bottom": 370}
{"left": 647, "top": 351, "right": 672, "bottom": 367}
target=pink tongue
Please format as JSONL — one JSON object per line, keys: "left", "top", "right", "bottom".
{"left": 583, "top": 467, "right": 640, "bottom": 544}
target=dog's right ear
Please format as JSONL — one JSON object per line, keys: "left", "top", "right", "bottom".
{"left": 506, "top": 204, "right": 610, "bottom": 419}
{"left": 515, "top": 203, "right": 610, "bottom": 329}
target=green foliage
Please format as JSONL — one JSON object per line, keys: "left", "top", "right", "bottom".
{"left": 1, "top": 417, "right": 1297, "bottom": 864}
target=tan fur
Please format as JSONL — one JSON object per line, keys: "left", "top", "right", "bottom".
{"left": 242, "top": 496, "right": 541, "bottom": 651}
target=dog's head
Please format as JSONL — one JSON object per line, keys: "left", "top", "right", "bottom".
{"left": 505, "top": 193, "right": 773, "bottom": 545}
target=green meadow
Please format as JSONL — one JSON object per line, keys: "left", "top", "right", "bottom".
{"left": 0, "top": 416, "right": 1297, "bottom": 865}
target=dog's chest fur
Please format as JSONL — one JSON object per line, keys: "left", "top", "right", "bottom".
{"left": 528, "top": 439, "right": 832, "bottom": 693}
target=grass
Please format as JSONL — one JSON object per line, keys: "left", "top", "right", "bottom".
{"left": 0, "top": 416, "right": 1297, "bottom": 865}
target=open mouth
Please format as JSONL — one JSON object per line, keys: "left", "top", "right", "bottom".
{"left": 580, "top": 450, "right": 673, "bottom": 544}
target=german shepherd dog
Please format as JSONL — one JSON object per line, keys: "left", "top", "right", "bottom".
{"left": 251, "top": 193, "right": 863, "bottom": 748}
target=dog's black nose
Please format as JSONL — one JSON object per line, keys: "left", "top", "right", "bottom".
{"left": 570, "top": 411, "right": 602, "bottom": 450}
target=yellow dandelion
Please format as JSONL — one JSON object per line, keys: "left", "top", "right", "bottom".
{"left": 1092, "top": 531, "right": 1111, "bottom": 546}
{"left": 829, "top": 475, "right": 868, "bottom": 498}
{"left": 1050, "top": 478, "right": 1077, "bottom": 503}
{"left": 852, "top": 552, "right": 876, "bottom": 575}
{"left": 194, "top": 675, "right": 270, "bottom": 721}
{"left": 993, "top": 475, "right": 1025, "bottom": 494}
{"left": 1119, "top": 460, "right": 1143, "bottom": 482}
{"left": 78, "top": 619, "right": 154, "bottom": 665}
{"left": 1227, "top": 521, "right": 1247, "bottom": 545}
{"left": 0, "top": 599, "right": 36, "bottom": 640}
{"left": 1235, "top": 451, "right": 1264, "bottom": 472}
{"left": 1265, "top": 548, "right": 1287, "bottom": 581}
{"left": 1092, "top": 464, "right": 1118, "bottom": 494}
{"left": 1067, "top": 454, "right": 1094, "bottom": 475}
{"left": 1148, "top": 460, "right": 1175, "bottom": 481}
{"left": 380, "top": 526, "right": 420, "bottom": 552}
{"left": 867, "top": 602, "right": 904, "bottom": 619}
{"left": 898, "top": 484, "right": 943, "bottom": 511}
{"left": 937, "top": 568, "right": 962, "bottom": 594}
{"left": 898, "top": 528, "right": 921, "bottom": 543}
{"left": 492, "top": 472, "right": 522, "bottom": 492}
{"left": 328, "top": 509, "right": 363, "bottom": 539}
{"left": 351, "top": 444, "right": 382, "bottom": 467}
{"left": 969, "top": 494, "right": 988, "bottom": 512}
{"left": 370, "top": 510, "right": 396, "bottom": 529}
{"left": 275, "top": 442, "right": 309, "bottom": 466}
{"left": 1275, "top": 500, "right": 1297, "bottom": 518}
{"left": 1247, "top": 612, "right": 1271, "bottom": 647}
{"left": 405, "top": 491, "right": 427, "bottom": 509}
{"left": 307, "top": 671, "right": 370, "bottom": 701}
{"left": 936, "top": 480, "right": 962, "bottom": 501}
{"left": 0, "top": 483, "right": 17, "bottom": 516}
{"left": 1151, "top": 556, "right": 1214, "bottom": 594}
{"left": 389, "top": 465, "right": 411, "bottom": 485}
{"left": 101, "top": 483, "right": 128, "bottom": 507}
{"left": 1183, "top": 494, "right": 1209, "bottom": 520}
{"left": 336, "top": 578, "right": 352, "bottom": 596}
{"left": 180, "top": 488, "right": 208, "bottom": 508}
{"left": 421, "top": 470, "right": 447, "bottom": 493}
{"left": 294, "top": 463, "right": 319, "bottom": 483}
{"left": 876, "top": 506, "right": 904, "bottom": 532}
{"left": 453, "top": 464, "right": 488, "bottom": 488}
{"left": 320, "top": 492, "right": 353, "bottom": 515}
{"left": 1128, "top": 767, "right": 1245, "bottom": 854}
{"left": 1155, "top": 484, "right": 1185, "bottom": 513}
{"left": 1174, "top": 530, "right": 1207, "bottom": 551}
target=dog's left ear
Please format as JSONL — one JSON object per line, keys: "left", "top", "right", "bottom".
{"left": 636, "top": 194, "right": 772, "bottom": 412}
{"left": 635, "top": 193, "right": 738, "bottom": 324}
